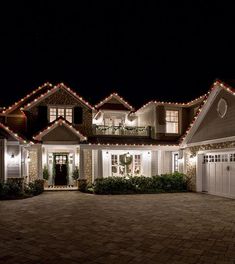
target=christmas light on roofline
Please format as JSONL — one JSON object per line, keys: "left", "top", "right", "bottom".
{"left": 2, "top": 82, "right": 53, "bottom": 114}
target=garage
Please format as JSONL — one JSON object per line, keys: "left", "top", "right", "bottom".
{"left": 202, "top": 152, "right": 235, "bottom": 198}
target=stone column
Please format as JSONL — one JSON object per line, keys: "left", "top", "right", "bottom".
{"left": 83, "top": 149, "right": 92, "bottom": 183}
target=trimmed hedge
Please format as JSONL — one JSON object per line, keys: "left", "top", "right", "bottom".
{"left": 93, "top": 173, "right": 188, "bottom": 194}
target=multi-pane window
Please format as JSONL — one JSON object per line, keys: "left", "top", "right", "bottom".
{"left": 134, "top": 155, "right": 141, "bottom": 175}
{"left": 173, "top": 153, "right": 179, "bottom": 172}
{"left": 166, "top": 110, "right": 179, "bottom": 134}
{"left": 49, "top": 107, "right": 73, "bottom": 123}
{"left": 50, "top": 108, "right": 57, "bottom": 122}
{"left": 111, "top": 154, "right": 142, "bottom": 176}
{"left": 66, "top": 109, "right": 73, "bottom": 123}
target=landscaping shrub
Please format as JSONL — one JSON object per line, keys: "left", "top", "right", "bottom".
{"left": 77, "top": 179, "right": 88, "bottom": 192}
{"left": 0, "top": 179, "right": 24, "bottom": 199}
{"left": 94, "top": 173, "right": 188, "bottom": 194}
{"left": 26, "top": 179, "right": 44, "bottom": 196}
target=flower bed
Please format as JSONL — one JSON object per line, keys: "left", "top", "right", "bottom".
{"left": 93, "top": 173, "right": 188, "bottom": 195}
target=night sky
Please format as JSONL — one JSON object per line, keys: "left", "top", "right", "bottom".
{"left": 0, "top": 1, "right": 235, "bottom": 108}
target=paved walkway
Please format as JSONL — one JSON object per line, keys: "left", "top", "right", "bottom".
{"left": 1, "top": 192, "right": 235, "bottom": 264}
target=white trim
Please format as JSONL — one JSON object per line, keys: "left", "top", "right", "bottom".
{"left": 23, "top": 84, "right": 93, "bottom": 111}
{"left": 33, "top": 119, "right": 87, "bottom": 142}
{"left": 186, "top": 136, "right": 235, "bottom": 147}
{"left": 181, "top": 84, "right": 222, "bottom": 148}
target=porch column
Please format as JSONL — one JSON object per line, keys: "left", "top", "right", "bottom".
{"left": 157, "top": 150, "right": 163, "bottom": 175}
{"left": 0, "top": 139, "right": 6, "bottom": 182}
{"left": 37, "top": 145, "right": 43, "bottom": 179}
{"left": 196, "top": 154, "right": 203, "bottom": 192}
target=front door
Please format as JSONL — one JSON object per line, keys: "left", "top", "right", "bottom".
{"left": 54, "top": 154, "right": 68, "bottom": 185}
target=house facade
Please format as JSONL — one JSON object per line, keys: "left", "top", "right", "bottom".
{"left": 1, "top": 80, "right": 235, "bottom": 198}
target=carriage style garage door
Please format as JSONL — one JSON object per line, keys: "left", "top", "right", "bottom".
{"left": 202, "top": 152, "right": 235, "bottom": 198}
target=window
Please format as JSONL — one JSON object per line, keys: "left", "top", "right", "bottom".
{"left": 49, "top": 107, "right": 73, "bottom": 123}
{"left": 49, "top": 108, "right": 57, "bottom": 122}
{"left": 173, "top": 153, "right": 179, "bottom": 172}
{"left": 111, "top": 153, "right": 142, "bottom": 176}
{"left": 134, "top": 155, "right": 141, "bottom": 175}
{"left": 166, "top": 110, "right": 179, "bottom": 134}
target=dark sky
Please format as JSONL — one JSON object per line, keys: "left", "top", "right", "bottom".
{"left": 0, "top": 1, "right": 235, "bottom": 108}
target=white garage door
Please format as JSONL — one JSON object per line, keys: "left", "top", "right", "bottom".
{"left": 202, "top": 152, "right": 235, "bottom": 198}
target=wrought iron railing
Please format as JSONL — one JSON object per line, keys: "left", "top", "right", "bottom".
{"left": 94, "top": 125, "right": 150, "bottom": 137}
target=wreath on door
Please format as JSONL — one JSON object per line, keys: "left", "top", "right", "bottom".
{"left": 119, "top": 153, "right": 133, "bottom": 166}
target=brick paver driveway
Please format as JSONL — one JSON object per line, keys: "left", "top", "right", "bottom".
{"left": 1, "top": 192, "right": 235, "bottom": 264}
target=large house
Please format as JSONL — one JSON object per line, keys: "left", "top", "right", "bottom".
{"left": 1, "top": 79, "right": 235, "bottom": 198}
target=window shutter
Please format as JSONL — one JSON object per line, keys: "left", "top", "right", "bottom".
{"left": 156, "top": 105, "right": 166, "bottom": 125}
{"left": 74, "top": 107, "right": 83, "bottom": 124}
{"left": 38, "top": 106, "right": 48, "bottom": 126}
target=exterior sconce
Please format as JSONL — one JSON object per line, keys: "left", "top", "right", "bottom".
{"left": 126, "top": 152, "right": 130, "bottom": 157}
{"left": 189, "top": 154, "right": 196, "bottom": 163}
{"left": 11, "top": 153, "right": 15, "bottom": 159}
{"left": 27, "top": 156, "right": 31, "bottom": 162}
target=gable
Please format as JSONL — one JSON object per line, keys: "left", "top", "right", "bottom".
{"left": 41, "top": 125, "right": 81, "bottom": 142}
{"left": 189, "top": 89, "right": 235, "bottom": 144}
{"left": 96, "top": 93, "right": 134, "bottom": 111}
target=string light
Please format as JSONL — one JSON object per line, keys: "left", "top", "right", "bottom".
{"left": 95, "top": 93, "right": 134, "bottom": 111}
{"left": 23, "top": 83, "right": 95, "bottom": 111}
{"left": 179, "top": 79, "right": 231, "bottom": 145}
{"left": 0, "top": 123, "right": 28, "bottom": 143}
{"left": 33, "top": 117, "right": 87, "bottom": 141}
{"left": 2, "top": 82, "right": 53, "bottom": 114}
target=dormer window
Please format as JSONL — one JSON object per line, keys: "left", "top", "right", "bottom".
{"left": 166, "top": 110, "right": 179, "bottom": 134}
{"left": 49, "top": 107, "right": 73, "bottom": 123}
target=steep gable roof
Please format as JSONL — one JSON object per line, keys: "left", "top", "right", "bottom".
{"left": 33, "top": 117, "right": 87, "bottom": 142}
{"left": 2, "top": 82, "right": 53, "bottom": 115}
{"left": 180, "top": 79, "right": 235, "bottom": 147}
{"left": 22, "top": 83, "right": 95, "bottom": 111}
{"left": 95, "top": 93, "right": 134, "bottom": 111}
{"left": 0, "top": 123, "right": 28, "bottom": 143}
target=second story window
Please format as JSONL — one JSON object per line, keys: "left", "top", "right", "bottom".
{"left": 166, "top": 110, "right": 179, "bottom": 134}
{"left": 49, "top": 107, "right": 73, "bottom": 123}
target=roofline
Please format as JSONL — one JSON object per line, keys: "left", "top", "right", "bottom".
{"left": 2, "top": 82, "right": 53, "bottom": 115}
{"left": 180, "top": 79, "right": 235, "bottom": 148}
{"left": 95, "top": 93, "right": 134, "bottom": 111}
{"left": 33, "top": 117, "right": 87, "bottom": 142}
{"left": 22, "top": 83, "right": 95, "bottom": 111}
{"left": 0, "top": 123, "right": 29, "bottom": 143}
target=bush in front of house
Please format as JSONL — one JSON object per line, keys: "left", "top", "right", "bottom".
{"left": 0, "top": 178, "right": 44, "bottom": 199}
{"left": 93, "top": 172, "right": 188, "bottom": 194}
{"left": 26, "top": 179, "right": 44, "bottom": 196}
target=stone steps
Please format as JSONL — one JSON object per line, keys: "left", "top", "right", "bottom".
{"left": 44, "top": 185, "right": 78, "bottom": 191}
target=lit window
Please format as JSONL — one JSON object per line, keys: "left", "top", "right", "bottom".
{"left": 49, "top": 108, "right": 57, "bottom": 122}
{"left": 173, "top": 153, "right": 179, "bottom": 172}
{"left": 66, "top": 109, "right": 73, "bottom": 123}
{"left": 111, "top": 153, "right": 142, "bottom": 176}
{"left": 58, "top": 108, "right": 65, "bottom": 118}
{"left": 166, "top": 110, "right": 179, "bottom": 133}
{"left": 134, "top": 155, "right": 141, "bottom": 175}
{"left": 49, "top": 107, "right": 73, "bottom": 123}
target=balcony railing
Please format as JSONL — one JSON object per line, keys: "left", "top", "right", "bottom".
{"left": 94, "top": 125, "right": 151, "bottom": 137}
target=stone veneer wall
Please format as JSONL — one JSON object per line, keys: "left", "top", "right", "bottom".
{"left": 28, "top": 150, "right": 38, "bottom": 182}
{"left": 184, "top": 140, "right": 235, "bottom": 191}
{"left": 83, "top": 149, "right": 92, "bottom": 183}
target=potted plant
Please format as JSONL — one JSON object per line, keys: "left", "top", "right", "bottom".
{"left": 72, "top": 166, "right": 79, "bottom": 187}
{"left": 43, "top": 166, "right": 49, "bottom": 188}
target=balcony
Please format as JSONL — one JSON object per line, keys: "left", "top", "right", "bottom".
{"left": 94, "top": 125, "right": 151, "bottom": 137}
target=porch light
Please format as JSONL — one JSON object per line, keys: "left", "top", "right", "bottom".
{"left": 27, "top": 156, "right": 31, "bottom": 162}
{"left": 11, "top": 153, "right": 15, "bottom": 159}
{"left": 126, "top": 152, "right": 130, "bottom": 157}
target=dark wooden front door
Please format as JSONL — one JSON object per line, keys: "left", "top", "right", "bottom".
{"left": 54, "top": 154, "right": 68, "bottom": 185}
